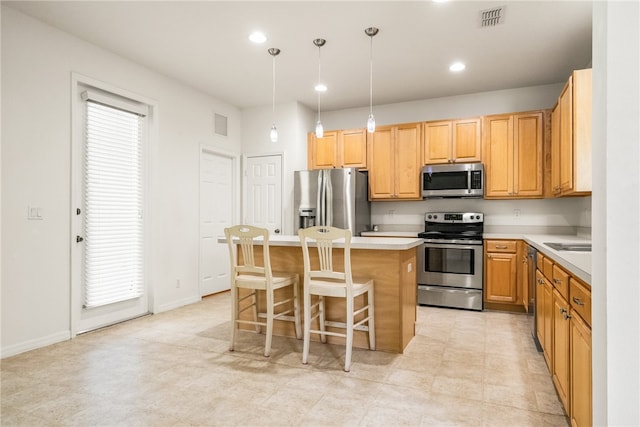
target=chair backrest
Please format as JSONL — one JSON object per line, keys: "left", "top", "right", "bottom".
{"left": 224, "top": 225, "right": 272, "bottom": 280}
{"left": 298, "top": 226, "right": 352, "bottom": 285}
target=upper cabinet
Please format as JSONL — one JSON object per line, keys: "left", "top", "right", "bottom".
{"left": 423, "top": 118, "right": 482, "bottom": 165}
{"left": 368, "top": 123, "right": 422, "bottom": 200}
{"left": 553, "top": 68, "right": 592, "bottom": 196}
{"left": 483, "top": 111, "right": 546, "bottom": 199}
{"left": 307, "top": 128, "right": 367, "bottom": 170}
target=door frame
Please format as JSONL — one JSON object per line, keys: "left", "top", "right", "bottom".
{"left": 199, "top": 145, "right": 241, "bottom": 296}
{"left": 242, "top": 152, "right": 285, "bottom": 230}
{"left": 70, "top": 72, "right": 157, "bottom": 337}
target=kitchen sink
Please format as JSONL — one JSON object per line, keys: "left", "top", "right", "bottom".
{"left": 544, "top": 242, "right": 592, "bottom": 252}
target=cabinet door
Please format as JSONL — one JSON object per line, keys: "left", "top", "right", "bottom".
{"left": 542, "top": 275, "right": 553, "bottom": 368}
{"left": 485, "top": 252, "right": 517, "bottom": 303}
{"left": 340, "top": 128, "right": 367, "bottom": 168}
{"left": 559, "top": 78, "right": 574, "bottom": 193}
{"left": 514, "top": 112, "right": 543, "bottom": 197}
{"left": 367, "top": 126, "right": 395, "bottom": 199}
{"left": 483, "top": 115, "right": 514, "bottom": 197}
{"left": 520, "top": 243, "right": 529, "bottom": 311}
{"left": 452, "top": 118, "right": 481, "bottom": 163}
{"left": 395, "top": 123, "right": 422, "bottom": 199}
{"left": 552, "top": 288, "right": 571, "bottom": 415}
{"left": 423, "top": 121, "right": 452, "bottom": 164}
{"left": 570, "top": 311, "right": 592, "bottom": 427}
{"left": 551, "top": 103, "right": 562, "bottom": 196}
{"left": 308, "top": 131, "right": 339, "bottom": 169}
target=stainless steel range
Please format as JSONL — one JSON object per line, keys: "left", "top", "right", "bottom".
{"left": 417, "top": 212, "right": 484, "bottom": 311}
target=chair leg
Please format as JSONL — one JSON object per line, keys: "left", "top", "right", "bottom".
{"left": 264, "top": 289, "right": 274, "bottom": 357}
{"left": 368, "top": 288, "right": 376, "bottom": 351}
{"left": 229, "top": 285, "right": 238, "bottom": 352}
{"left": 302, "top": 289, "right": 311, "bottom": 365}
{"left": 318, "top": 296, "right": 327, "bottom": 344}
{"left": 251, "top": 291, "right": 261, "bottom": 334}
{"left": 344, "top": 297, "right": 354, "bottom": 372}
{"left": 293, "top": 277, "right": 302, "bottom": 340}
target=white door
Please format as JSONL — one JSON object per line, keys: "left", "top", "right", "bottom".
{"left": 244, "top": 155, "right": 283, "bottom": 234}
{"left": 72, "top": 86, "right": 150, "bottom": 334}
{"left": 199, "top": 150, "right": 235, "bottom": 296}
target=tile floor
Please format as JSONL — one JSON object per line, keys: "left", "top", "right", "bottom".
{"left": 1, "top": 292, "right": 569, "bottom": 426}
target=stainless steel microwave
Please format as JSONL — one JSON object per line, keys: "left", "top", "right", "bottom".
{"left": 421, "top": 163, "right": 484, "bottom": 198}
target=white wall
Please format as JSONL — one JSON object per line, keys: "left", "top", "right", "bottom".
{"left": 1, "top": 7, "right": 242, "bottom": 356}
{"left": 592, "top": 1, "right": 640, "bottom": 425}
{"left": 241, "top": 101, "right": 314, "bottom": 235}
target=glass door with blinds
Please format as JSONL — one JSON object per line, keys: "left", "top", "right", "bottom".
{"left": 73, "top": 86, "right": 150, "bottom": 333}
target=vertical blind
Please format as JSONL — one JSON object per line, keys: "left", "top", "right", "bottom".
{"left": 83, "top": 98, "right": 144, "bottom": 308}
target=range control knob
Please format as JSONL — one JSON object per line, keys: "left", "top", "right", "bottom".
{"left": 427, "top": 214, "right": 432, "bottom": 219}
{"left": 433, "top": 214, "right": 438, "bottom": 219}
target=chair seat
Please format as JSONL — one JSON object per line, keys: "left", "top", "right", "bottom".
{"left": 307, "top": 278, "right": 373, "bottom": 298}
{"left": 236, "top": 272, "right": 298, "bottom": 290}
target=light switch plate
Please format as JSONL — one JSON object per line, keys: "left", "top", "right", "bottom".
{"left": 27, "top": 206, "right": 43, "bottom": 220}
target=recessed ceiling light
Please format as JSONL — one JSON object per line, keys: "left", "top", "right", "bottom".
{"left": 314, "top": 83, "right": 327, "bottom": 92}
{"left": 449, "top": 62, "right": 466, "bottom": 72}
{"left": 249, "top": 32, "right": 267, "bottom": 44}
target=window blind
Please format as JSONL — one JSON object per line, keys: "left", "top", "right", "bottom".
{"left": 83, "top": 100, "right": 144, "bottom": 309}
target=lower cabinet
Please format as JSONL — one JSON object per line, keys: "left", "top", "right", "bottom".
{"left": 536, "top": 252, "right": 592, "bottom": 426}
{"left": 570, "top": 309, "right": 592, "bottom": 427}
{"left": 484, "top": 240, "right": 522, "bottom": 310}
{"left": 552, "top": 288, "right": 571, "bottom": 415}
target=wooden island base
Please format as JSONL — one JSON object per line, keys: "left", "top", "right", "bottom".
{"left": 239, "top": 244, "right": 417, "bottom": 353}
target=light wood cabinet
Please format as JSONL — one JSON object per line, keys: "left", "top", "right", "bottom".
{"left": 536, "top": 269, "right": 554, "bottom": 369}
{"left": 551, "top": 102, "right": 562, "bottom": 195}
{"left": 483, "top": 111, "right": 545, "bottom": 199}
{"left": 552, "top": 288, "right": 571, "bottom": 415}
{"left": 570, "top": 306, "right": 592, "bottom": 427}
{"left": 484, "top": 240, "right": 518, "bottom": 305}
{"left": 520, "top": 242, "right": 531, "bottom": 312}
{"left": 368, "top": 123, "right": 422, "bottom": 200}
{"left": 307, "top": 128, "right": 367, "bottom": 170}
{"left": 423, "top": 118, "right": 481, "bottom": 165}
{"left": 554, "top": 68, "right": 592, "bottom": 196}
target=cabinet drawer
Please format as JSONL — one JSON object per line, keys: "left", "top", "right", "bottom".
{"left": 570, "top": 278, "right": 591, "bottom": 327}
{"left": 542, "top": 256, "right": 554, "bottom": 281}
{"left": 552, "top": 264, "right": 570, "bottom": 300}
{"left": 485, "top": 240, "right": 517, "bottom": 253}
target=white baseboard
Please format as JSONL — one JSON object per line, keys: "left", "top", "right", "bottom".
{"left": 154, "top": 295, "right": 201, "bottom": 314}
{"left": 1, "top": 330, "right": 71, "bottom": 359}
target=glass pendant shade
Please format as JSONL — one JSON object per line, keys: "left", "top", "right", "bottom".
{"left": 270, "top": 124, "right": 278, "bottom": 142}
{"left": 315, "top": 121, "right": 324, "bottom": 138}
{"left": 367, "top": 114, "right": 376, "bottom": 133}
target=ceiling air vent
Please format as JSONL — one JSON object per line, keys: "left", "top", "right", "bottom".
{"left": 480, "top": 6, "right": 505, "bottom": 27}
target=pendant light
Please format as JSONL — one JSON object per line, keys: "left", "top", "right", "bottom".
{"left": 268, "top": 48, "right": 280, "bottom": 142}
{"left": 365, "top": 27, "right": 379, "bottom": 133}
{"left": 313, "top": 38, "right": 326, "bottom": 138}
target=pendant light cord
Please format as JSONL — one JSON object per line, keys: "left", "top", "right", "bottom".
{"left": 317, "top": 45, "right": 321, "bottom": 122}
{"left": 272, "top": 54, "right": 276, "bottom": 122}
{"left": 369, "top": 35, "right": 373, "bottom": 115}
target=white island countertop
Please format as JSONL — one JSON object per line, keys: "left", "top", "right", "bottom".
{"left": 485, "top": 232, "right": 591, "bottom": 285}
{"left": 219, "top": 234, "right": 423, "bottom": 251}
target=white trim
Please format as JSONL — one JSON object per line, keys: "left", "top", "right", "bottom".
{"left": 1, "top": 331, "right": 71, "bottom": 359}
{"left": 154, "top": 295, "right": 203, "bottom": 314}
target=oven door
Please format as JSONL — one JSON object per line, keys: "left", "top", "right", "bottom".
{"left": 417, "top": 242, "right": 483, "bottom": 289}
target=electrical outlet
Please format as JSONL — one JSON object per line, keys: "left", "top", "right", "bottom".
{"left": 176, "top": 279, "right": 181, "bottom": 288}
{"left": 513, "top": 209, "right": 521, "bottom": 218}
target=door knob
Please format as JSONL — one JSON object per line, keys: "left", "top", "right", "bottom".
{"left": 274, "top": 229, "right": 280, "bottom": 234}
{"left": 76, "top": 236, "right": 84, "bottom": 243}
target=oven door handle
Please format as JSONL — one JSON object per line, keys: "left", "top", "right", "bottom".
{"left": 422, "top": 242, "right": 481, "bottom": 251}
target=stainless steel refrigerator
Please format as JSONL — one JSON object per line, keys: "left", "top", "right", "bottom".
{"left": 293, "top": 168, "right": 371, "bottom": 236}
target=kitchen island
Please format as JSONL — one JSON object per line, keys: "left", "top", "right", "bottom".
{"left": 221, "top": 235, "right": 422, "bottom": 353}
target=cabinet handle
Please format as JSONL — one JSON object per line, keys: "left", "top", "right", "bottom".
{"left": 553, "top": 278, "right": 562, "bottom": 285}
{"left": 572, "top": 297, "right": 585, "bottom": 306}
{"left": 495, "top": 245, "right": 508, "bottom": 249}
{"left": 537, "top": 279, "right": 544, "bottom": 285}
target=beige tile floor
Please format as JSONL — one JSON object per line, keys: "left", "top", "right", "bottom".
{"left": 1, "top": 292, "right": 569, "bottom": 426}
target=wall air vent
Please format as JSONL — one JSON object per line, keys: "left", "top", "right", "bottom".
{"left": 214, "top": 113, "right": 228, "bottom": 136}
{"left": 480, "top": 6, "right": 505, "bottom": 27}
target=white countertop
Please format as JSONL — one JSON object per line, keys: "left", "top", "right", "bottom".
{"left": 485, "top": 232, "right": 591, "bottom": 285}
{"left": 360, "top": 231, "right": 420, "bottom": 238}
{"left": 218, "top": 234, "right": 423, "bottom": 251}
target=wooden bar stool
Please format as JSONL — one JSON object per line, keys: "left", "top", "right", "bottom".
{"left": 224, "top": 225, "right": 301, "bottom": 357}
{"left": 298, "top": 226, "right": 375, "bottom": 372}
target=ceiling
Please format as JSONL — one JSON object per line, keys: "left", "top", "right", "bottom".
{"left": 4, "top": 1, "right": 593, "bottom": 112}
